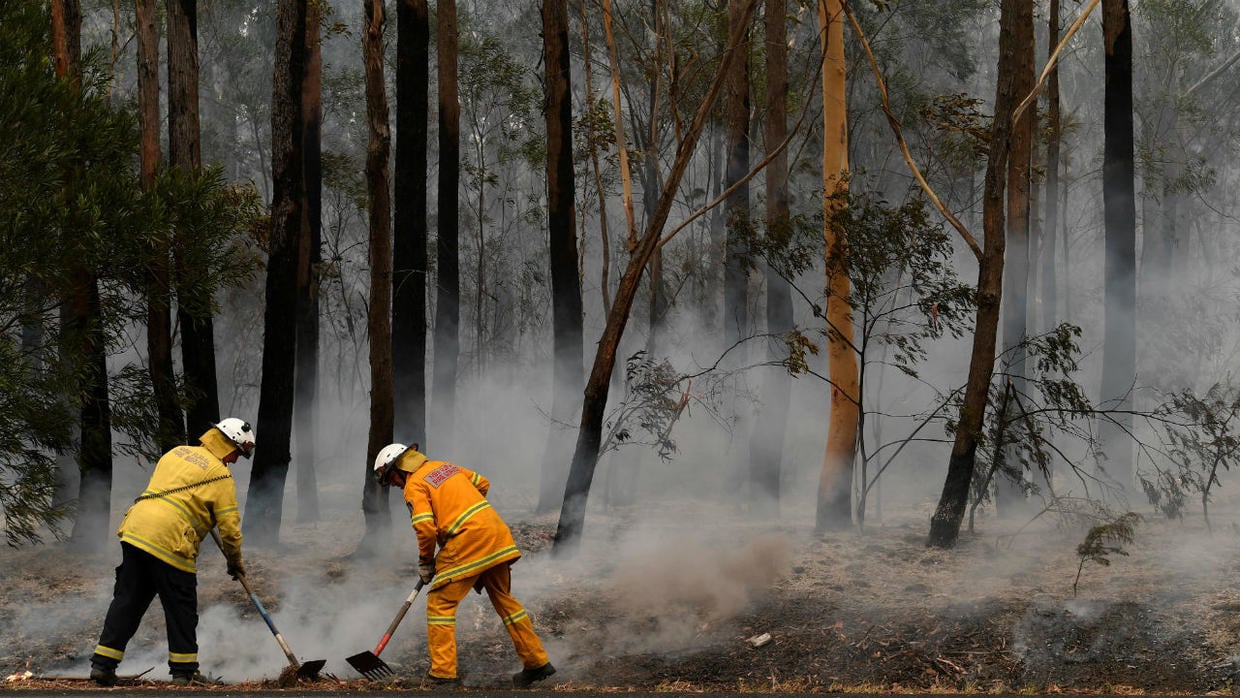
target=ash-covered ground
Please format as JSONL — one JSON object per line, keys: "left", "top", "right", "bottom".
{"left": 4, "top": 493, "right": 1240, "bottom": 693}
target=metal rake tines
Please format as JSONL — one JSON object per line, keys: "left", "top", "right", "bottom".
{"left": 362, "top": 664, "right": 394, "bottom": 680}
{"left": 345, "top": 651, "right": 395, "bottom": 680}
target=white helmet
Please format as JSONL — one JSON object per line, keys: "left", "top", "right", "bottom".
{"left": 214, "top": 418, "right": 256, "bottom": 459}
{"left": 373, "top": 443, "right": 409, "bottom": 483}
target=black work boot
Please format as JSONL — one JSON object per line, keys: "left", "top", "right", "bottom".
{"left": 171, "top": 671, "right": 219, "bottom": 686}
{"left": 423, "top": 672, "right": 461, "bottom": 688}
{"left": 512, "top": 662, "right": 555, "bottom": 688}
{"left": 90, "top": 664, "right": 118, "bottom": 687}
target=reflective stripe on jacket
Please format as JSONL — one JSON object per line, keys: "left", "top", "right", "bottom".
{"left": 400, "top": 451, "right": 520, "bottom": 590}
{"left": 117, "top": 430, "right": 242, "bottom": 573}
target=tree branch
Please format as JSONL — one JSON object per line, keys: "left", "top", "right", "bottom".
{"left": 841, "top": 0, "right": 980, "bottom": 259}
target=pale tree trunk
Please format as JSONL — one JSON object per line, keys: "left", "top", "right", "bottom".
{"left": 816, "top": 0, "right": 858, "bottom": 533}
{"left": 748, "top": 0, "right": 791, "bottom": 517}
{"left": 995, "top": 0, "right": 1034, "bottom": 514}
{"left": 167, "top": 0, "right": 220, "bottom": 442}
{"left": 294, "top": 0, "right": 322, "bottom": 522}
{"left": 705, "top": 123, "right": 724, "bottom": 335}
{"left": 1098, "top": 0, "right": 1136, "bottom": 490}
{"left": 393, "top": 0, "right": 429, "bottom": 450}
{"left": 579, "top": 0, "right": 612, "bottom": 315}
{"left": 536, "top": 0, "right": 583, "bottom": 514}
{"left": 246, "top": 0, "right": 306, "bottom": 547}
{"left": 138, "top": 0, "right": 183, "bottom": 454}
{"left": 432, "top": 0, "right": 461, "bottom": 453}
{"left": 360, "top": 0, "right": 394, "bottom": 551}
{"left": 555, "top": 0, "right": 759, "bottom": 556}
{"left": 723, "top": 0, "right": 751, "bottom": 349}
{"left": 603, "top": 0, "right": 637, "bottom": 254}
{"left": 927, "top": 0, "right": 1019, "bottom": 549}
{"left": 723, "top": 0, "right": 752, "bottom": 497}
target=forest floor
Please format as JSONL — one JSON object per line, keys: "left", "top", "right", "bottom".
{"left": 4, "top": 493, "right": 1240, "bottom": 694}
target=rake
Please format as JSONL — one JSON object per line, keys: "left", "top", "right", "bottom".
{"left": 209, "top": 530, "right": 326, "bottom": 683}
{"left": 345, "top": 579, "right": 426, "bottom": 679}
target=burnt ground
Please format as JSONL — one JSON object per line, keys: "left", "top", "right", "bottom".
{"left": 5, "top": 497, "right": 1240, "bottom": 694}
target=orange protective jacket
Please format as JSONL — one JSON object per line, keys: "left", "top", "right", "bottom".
{"left": 117, "top": 429, "right": 243, "bottom": 573}
{"left": 398, "top": 450, "right": 520, "bottom": 591}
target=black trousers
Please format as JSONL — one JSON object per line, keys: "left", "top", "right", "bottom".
{"left": 91, "top": 542, "right": 199, "bottom": 675}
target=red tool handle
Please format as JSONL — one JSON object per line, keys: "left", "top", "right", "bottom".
{"left": 372, "top": 579, "right": 426, "bottom": 657}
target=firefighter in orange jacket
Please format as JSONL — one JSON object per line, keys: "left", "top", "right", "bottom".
{"left": 89, "top": 418, "right": 254, "bottom": 687}
{"left": 373, "top": 443, "right": 555, "bottom": 688}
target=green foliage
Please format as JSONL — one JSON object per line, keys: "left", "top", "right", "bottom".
{"left": 919, "top": 93, "right": 990, "bottom": 177}
{"left": 574, "top": 96, "right": 617, "bottom": 168}
{"left": 0, "top": 336, "right": 73, "bottom": 547}
{"left": 826, "top": 192, "right": 975, "bottom": 377}
{"left": 1073, "top": 512, "right": 1141, "bottom": 597}
{"left": 604, "top": 351, "right": 694, "bottom": 461}
{"left": 458, "top": 26, "right": 541, "bottom": 169}
{"left": 1140, "top": 382, "right": 1240, "bottom": 528}
{"left": 158, "top": 167, "right": 264, "bottom": 315}
{"left": 965, "top": 324, "right": 1093, "bottom": 510}
{"left": 0, "top": 1, "right": 265, "bottom": 545}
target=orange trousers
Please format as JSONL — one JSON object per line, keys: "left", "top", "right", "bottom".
{"left": 425, "top": 563, "right": 549, "bottom": 679}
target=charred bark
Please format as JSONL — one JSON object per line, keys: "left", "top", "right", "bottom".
{"left": 360, "top": 0, "right": 394, "bottom": 550}
{"left": 246, "top": 0, "right": 307, "bottom": 546}
{"left": 927, "top": 0, "right": 1019, "bottom": 549}
{"left": 167, "top": 0, "right": 220, "bottom": 442}
{"left": 554, "top": 0, "right": 759, "bottom": 556}
{"left": 294, "top": 0, "right": 322, "bottom": 522}
{"left": 748, "top": 0, "right": 791, "bottom": 516}
{"left": 432, "top": 0, "right": 461, "bottom": 452}
{"left": 1098, "top": 0, "right": 1136, "bottom": 490}
{"left": 138, "top": 0, "right": 184, "bottom": 454}
{"left": 393, "top": 0, "right": 429, "bottom": 449}
{"left": 536, "top": 0, "right": 583, "bottom": 514}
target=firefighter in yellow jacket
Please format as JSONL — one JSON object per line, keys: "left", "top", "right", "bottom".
{"left": 373, "top": 443, "right": 555, "bottom": 688}
{"left": 89, "top": 418, "right": 255, "bottom": 687}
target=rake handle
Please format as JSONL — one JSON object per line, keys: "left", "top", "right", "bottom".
{"left": 209, "top": 529, "right": 300, "bottom": 667}
{"left": 372, "top": 579, "right": 426, "bottom": 657}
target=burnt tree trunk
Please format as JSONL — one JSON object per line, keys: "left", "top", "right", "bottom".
{"left": 748, "top": 0, "right": 790, "bottom": 516}
{"left": 360, "top": 0, "right": 394, "bottom": 551}
{"left": 138, "top": 0, "right": 183, "bottom": 454}
{"left": 167, "top": 0, "right": 220, "bottom": 442}
{"left": 927, "top": 0, "right": 1019, "bottom": 549}
{"left": 393, "top": 0, "right": 429, "bottom": 449}
{"left": 246, "top": 0, "right": 307, "bottom": 546}
{"left": 432, "top": 0, "right": 461, "bottom": 453}
{"left": 554, "top": 0, "right": 758, "bottom": 556}
{"left": 536, "top": 0, "right": 583, "bottom": 514}
{"left": 56, "top": 0, "right": 113, "bottom": 549}
{"left": 1042, "top": 0, "right": 1060, "bottom": 334}
{"left": 294, "top": 0, "right": 322, "bottom": 522}
{"left": 995, "top": 0, "right": 1034, "bottom": 514}
{"left": 1098, "top": 0, "right": 1136, "bottom": 491}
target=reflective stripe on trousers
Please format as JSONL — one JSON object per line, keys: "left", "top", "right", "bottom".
{"left": 425, "top": 563, "right": 549, "bottom": 679}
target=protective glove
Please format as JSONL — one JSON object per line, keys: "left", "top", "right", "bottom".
{"left": 418, "top": 560, "right": 435, "bottom": 585}
{"left": 227, "top": 558, "right": 246, "bottom": 581}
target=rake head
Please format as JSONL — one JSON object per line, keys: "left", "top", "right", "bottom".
{"left": 346, "top": 651, "right": 394, "bottom": 680}
{"left": 297, "top": 659, "right": 327, "bottom": 679}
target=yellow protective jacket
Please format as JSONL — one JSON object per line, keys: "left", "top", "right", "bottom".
{"left": 399, "top": 450, "right": 521, "bottom": 591}
{"left": 117, "top": 429, "right": 242, "bottom": 573}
